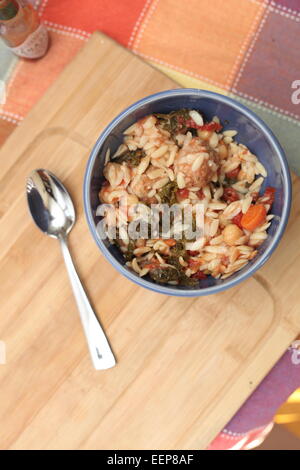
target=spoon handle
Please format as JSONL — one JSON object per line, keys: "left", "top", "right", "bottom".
{"left": 59, "top": 236, "right": 116, "bottom": 370}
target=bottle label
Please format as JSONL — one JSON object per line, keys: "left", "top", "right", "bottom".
{"left": 0, "top": 0, "right": 19, "bottom": 20}
{"left": 10, "top": 23, "right": 49, "bottom": 59}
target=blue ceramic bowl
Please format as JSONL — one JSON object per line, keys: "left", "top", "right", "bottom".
{"left": 84, "top": 89, "right": 291, "bottom": 297}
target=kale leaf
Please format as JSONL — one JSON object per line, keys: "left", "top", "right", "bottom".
{"left": 158, "top": 181, "right": 178, "bottom": 206}
{"left": 114, "top": 148, "right": 146, "bottom": 167}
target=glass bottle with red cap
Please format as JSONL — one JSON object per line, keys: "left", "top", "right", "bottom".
{"left": 0, "top": 0, "right": 49, "bottom": 59}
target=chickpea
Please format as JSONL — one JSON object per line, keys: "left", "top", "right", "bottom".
{"left": 223, "top": 224, "right": 243, "bottom": 246}
{"left": 197, "top": 129, "right": 212, "bottom": 141}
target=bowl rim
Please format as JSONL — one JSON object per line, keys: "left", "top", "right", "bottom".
{"left": 83, "top": 88, "right": 292, "bottom": 297}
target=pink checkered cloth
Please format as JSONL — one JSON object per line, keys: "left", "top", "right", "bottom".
{"left": 208, "top": 344, "right": 300, "bottom": 449}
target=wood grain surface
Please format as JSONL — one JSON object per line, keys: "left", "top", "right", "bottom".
{"left": 0, "top": 32, "right": 299, "bottom": 450}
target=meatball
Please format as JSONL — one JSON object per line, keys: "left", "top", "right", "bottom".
{"left": 129, "top": 165, "right": 166, "bottom": 203}
{"left": 129, "top": 174, "right": 153, "bottom": 200}
{"left": 174, "top": 137, "right": 219, "bottom": 188}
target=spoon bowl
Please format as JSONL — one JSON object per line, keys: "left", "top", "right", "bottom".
{"left": 27, "top": 169, "right": 75, "bottom": 238}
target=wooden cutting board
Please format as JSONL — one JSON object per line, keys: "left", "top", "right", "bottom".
{"left": 0, "top": 32, "right": 299, "bottom": 450}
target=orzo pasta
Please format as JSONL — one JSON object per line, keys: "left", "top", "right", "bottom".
{"left": 98, "top": 109, "right": 275, "bottom": 286}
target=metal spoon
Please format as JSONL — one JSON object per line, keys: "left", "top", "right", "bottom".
{"left": 26, "top": 169, "right": 116, "bottom": 370}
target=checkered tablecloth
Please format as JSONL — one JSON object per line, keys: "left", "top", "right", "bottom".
{"left": 0, "top": 0, "right": 299, "bottom": 450}
{"left": 1, "top": 0, "right": 300, "bottom": 174}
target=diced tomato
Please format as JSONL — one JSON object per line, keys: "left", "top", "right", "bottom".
{"left": 177, "top": 116, "right": 222, "bottom": 132}
{"left": 185, "top": 118, "right": 199, "bottom": 129}
{"left": 191, "top": 271, "right": 207, "bottom": 280}
{"left": 177, "top": 188, "right": 189, "bottom": 200}
{"left": 177, "top": 116, "right": 184, "bottom": 124}
{"left": 196, "top": 189, "right": 205, "bottom": 199}
{"left": 144, "top": 261, "right": 160, "bottom": 270}
{"left": 199, "top": 121, "right": 222, "bottom": 132}
{"left": 177, "top": 116, "right": 199, "bottom": 130}
{"left": 177, "top": 115, "right": 199, "bottom": 129}
{"left": 187, "top": 250, "right": 200, "bottom": 256}
{"left": 223, "top": 187, "right": 239, "bottom": 203}
{"left": 188, "top": 258, "right": 201, "bottom": 269}
{"left": 226, "top": 166, "right": 240, "bottom": 180}
{"left": 221, "top": 255, "right": 229, "bottom": 267}
{"left": 164, "top": 239, "right": 177, "bottom": 247}
{"left": 232, "top": 212, "right": 243, "bottom": 229}
{"left": 260, "top": 186, "right": 276, "bottom": 206}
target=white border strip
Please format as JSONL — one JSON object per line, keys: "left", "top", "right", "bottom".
{"left": 45, "top": 24, "right": 90, "bottom": 41}
{"left": 43, "top": 20, "right": 91, "bottom": 39}
{"left": 0, "top": 114, "right": 21, "bottom": 125}
{"left": 128, "top": 0, "right": 152, "bottom": 48}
